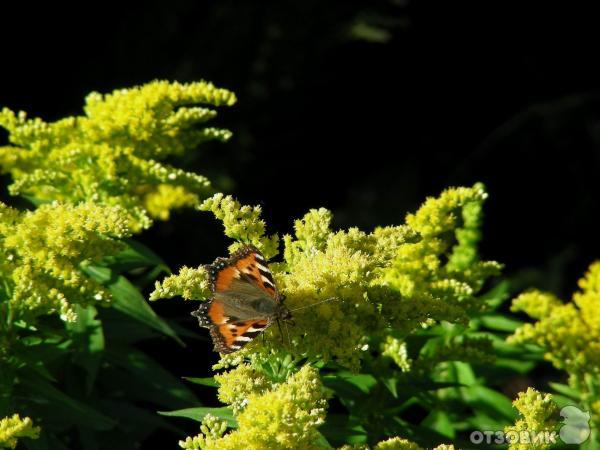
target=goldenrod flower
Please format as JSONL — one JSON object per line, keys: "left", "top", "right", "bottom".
{"left": 183, "top": 365, "right": 326, "bottom": 450}
{"left": 504, "top": 388, "right": 558, "bottom": 450}
{"left": 0, "top": 80, "right": 235, "bottom": 231}
{"left": 0, "top": 414, "right": 40, "bottom": 449}
{"left": 154, "top": 184, "right": 500, "bottom": 370}
{"left": 0, "top": 201, "right": 132, "bottom": 322}
{"left": 509, "top": 262, "right": 600, "bottom": 429}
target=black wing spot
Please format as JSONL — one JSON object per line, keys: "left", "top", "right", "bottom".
{"left": 191, "top": 301, "right": 213, "bottom": 327}
{"left": 258, "top": 268, "right": 274, "bottom": 283}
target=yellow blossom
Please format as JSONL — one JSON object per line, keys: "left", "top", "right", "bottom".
{"left": 510, "top": 262, "right": 600, "bottom": 431}
{"left": 0, "top": 414, "right": 40, "bottom": 449}
{"left": 0, "top": 80, "right": 236, "bottom": 231}
{"left": 0, "top": 201, "right": 132, "bottom": 322}
{"left": 504, "top": 388, "right": 558, "bottom": 450}
{"left": 185, "top": 365, "right": 326, "bottom": 450}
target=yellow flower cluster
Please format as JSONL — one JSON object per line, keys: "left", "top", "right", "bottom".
{"left": 383, "top": 183, "right": 502, "bottom": 324}
{"left": 509, "top": 262, "right": 600, "bottom": 428}
{"left": 340, "top": 438, "right": 456, "bottom": 450}
{"left": 0, "top": 201, "right": 132, "bottom": 323}
{"left": 179, "top": 414, "right": 229, "bottom": 450}
{"left": 214, "top": 364, "right": 272, "bottom": 413}
{"left": 199, "top": 193, "right": 280, "bottom": 259}
{"left": 381, "top": 336, "right": 412, "bottom": 372}
{"left": 0, "top": 414, "right": 39, "bottom": 449}
{"left": 504, "top": 388, "right": 558, "bottom": 450}
{"left": 154, "top": 184, "right": 500, "bottom": 370}
{"left": 150, "top": 266, "right": 211, "bottom": 302}
{"left": 153, "top": 185, "right": 503, "bottom": 448}
{"left": 182, "top": 365, "right": 327, "bottom": 450}
{"left": 0, "top": 80, "right": 236, "bottom": 231}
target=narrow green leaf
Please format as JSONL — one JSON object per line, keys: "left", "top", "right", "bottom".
{"left": 549, "top": 382, "right": 580, "bottom": 400}
{"left": 99, "top": 399, "right": 181, "bottom": 434}
{"left": 106, "top": 346, "right": 197, "bottom": 408}
{"left": 381, "top": 377, "right": 398, "bottom": 398}
{"left": 447, "top": 361, "right": 477, "bottom": 387}
{"left": 319, "top": 414, "right": 367, "bottom": 446}
{"left": 314, "top": 431, "right": 333, "bottom": 448}
{"left": 65, "top": 305, "right": 105, "bottom": 393}
{"left": 493, "top": 357, "right": 537, "bottom": 374}
{"left": 158, "top": 407, "right": 237, "bottom": 428}
{"left": 466, "top": 411, "right": 511, "bottom": 431}
{"left": 20, "top": 375, "right": 116, "bottom": 431}
{"left": 183, "top": 377, "right": 218, "bottom": 387}
{"left": 83, "top": 265, "right": 182, "bottom": 345}
{"left": 466, "top": 385, "right": 516, "bottom": 423}
{"left": 110, "top": 275, "right": 183, "bottom": 345}
{"left": 322, "top": 373, "right": 377, "bottom": 396}
{"left": 581, "top": 428, "right": 600, "bottom": 450}
{"left": 551, "top": 394, "right": 577, "bottom": 409}
{"left": 105, "top": 239, "right": 171, "bottom": 273}
{"left": 81, "top": 264, "right": 112, "bottom": 283}
{"left": 478, "top": 281, "right": 510, "bottom": 310}
{"left": 478, "top": 313, "right": 524, "bottom": 332}
{"left": 422, "top": 409, "right": 455, "bottom": 439}
{"left": 21, "top": 195, "right": 51, "bottom": 207}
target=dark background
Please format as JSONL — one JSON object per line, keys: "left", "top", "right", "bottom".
{"left": 2, "top": 1, "right": 599, "bottom": 445}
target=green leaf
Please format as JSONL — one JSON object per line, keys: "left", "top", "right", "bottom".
{"left": 158, "top": 407, "right": 237, "bottom": 428}
{"left": 322, "top": 372, "right": 377, "bottom": 398}
{"left": 99, "top": 399, "right": 182, "bottom": 435}
{"left": 104, "top": 239, "right": 171, "bottom": 273}
{"left": 478, "top": 281, "right": 510, "bottom": 310}
{"left": 386, "top": 420, "right": 471, "bottom": 449}
{"left": 183, "top": 377, "right": 218, "bottom": 387}
{"left": 81, "top": 264, "right": 112, "bottom": 283}
{"left": 446, "top": 361, "right": 477, "bottom": 386}
{"left": 100, "top": 308, "right": 161, "bottom": 343}
{"left": 465, "top": 385, "right": 516, "bottom": 423}
{"left": 21, "top": 195, "right": 51, "bottom": 207}
{"left": 422, "top": 409, "right": 455, "bottom": 439}
{"left": 581, "top": 428, "right": 600, "bottom": 450}
{"left": 493, "top": 357, "right": 537, "bottom": 374}
{"left": 403, "top": 378, "right": 465, "bottom": 392}
{"left": 548, "top": 382, "right": 580, "bottom": 400}
{"left": 23, "top": 433, "right": 70, "bottom": 450}
{"left": 105, "top": 345, "right": 197, "bottom": 409}
{"left": 314, "top": 431, "right": 333, "bottom": 448}
{"left": 65, "top": 305, "right": 105, "bottom": 393}
{"left": 466, "top": 410, "right": 511, "bottom": 431}
{"left": 551, "top": 394, "right": 577, "bottom": 409}
{"left": 82, "top": 264, "right": 182, "bottom": 345}
{"left": 380, "top": 377, "right": 398, "bottom": 398}
{"left": 477, "top": 313, "right": 524, "bottom": 332}
{"left": 319, "top": 414, "right": 367, "bottom": 446}
{"left": 20, "top": 375, "right": 116, "bottom": 431}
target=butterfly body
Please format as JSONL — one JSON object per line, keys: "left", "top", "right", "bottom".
{"left": 192, "top": 245, "right": 292, "bottom": 354}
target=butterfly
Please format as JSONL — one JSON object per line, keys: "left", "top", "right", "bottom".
{"left": 191, "top": 245, "right": 293, "bottom": 354}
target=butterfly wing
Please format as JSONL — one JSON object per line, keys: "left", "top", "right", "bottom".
{"left": 192, "top": 246, "right": 279, "bottom": 353}
{"left": 210, "top": 319, "right": 270, "bottom": 353}
{"left": 211, "top": 246, "right": 280, "bottom": 301}
{"left": 229, "top": 248, "right": 279, "bottom": 299}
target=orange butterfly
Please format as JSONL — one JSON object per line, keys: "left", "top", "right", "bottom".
{"left": 191, "top": 245, "right": 293, "bottom": 353}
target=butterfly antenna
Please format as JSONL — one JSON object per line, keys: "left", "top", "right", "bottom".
{"left": 289, "top": 297, "right": 340, "bottom": 312}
